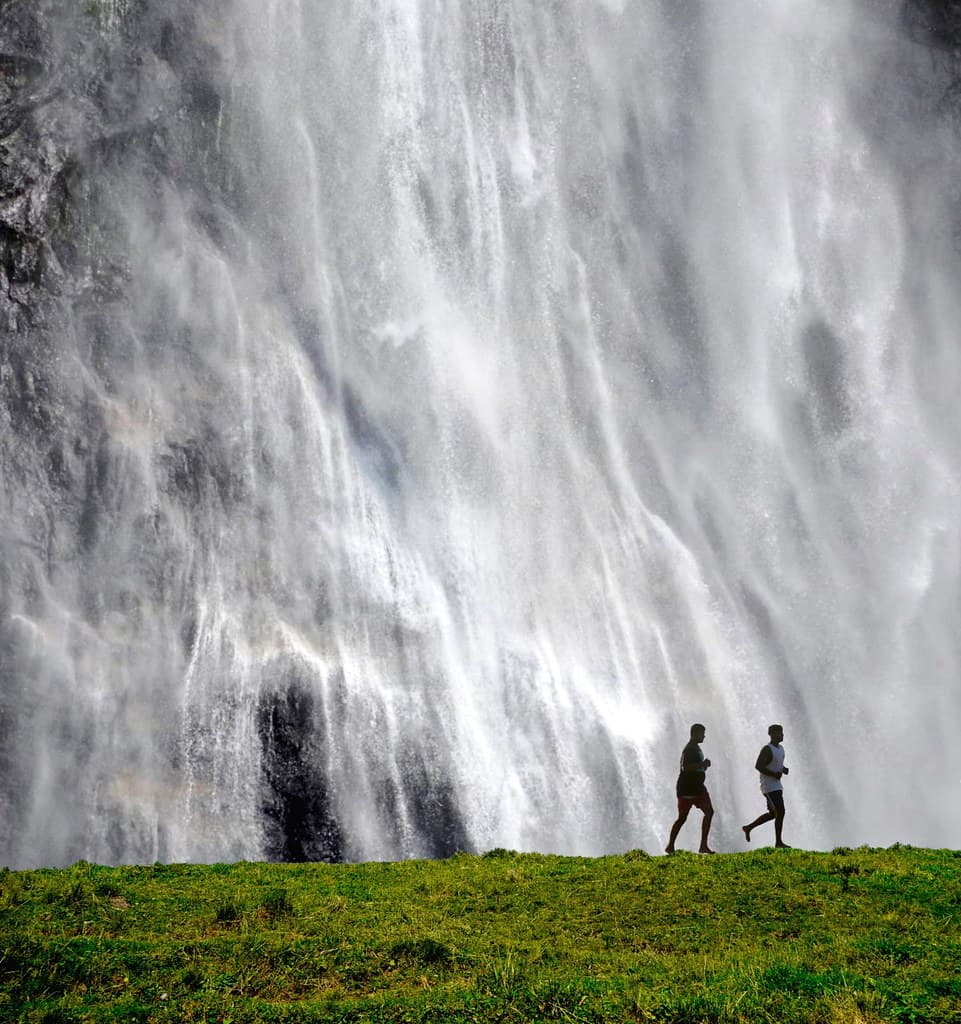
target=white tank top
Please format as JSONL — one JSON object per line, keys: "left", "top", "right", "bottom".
{"left": 759, "top": 743, "right": 785, "bottom": 793}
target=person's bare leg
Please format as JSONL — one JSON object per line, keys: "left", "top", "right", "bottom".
{"left": 743, "top": 810, "right": 774, "bottom": 842}
{"left": 699, "top": 809, "right": 715, "bottom": 853}
{"left": 774, "top": 811, "right": 789, "bottom": 848}
{"left": 666, "top": 808, "right": 690, "bottom": 853}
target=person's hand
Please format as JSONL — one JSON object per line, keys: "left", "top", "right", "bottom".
{"left": 703, "top": 759, "right": 712, "bottom": 768}
{"left": 781, "top": 766, "right": 789, "bottom": 776}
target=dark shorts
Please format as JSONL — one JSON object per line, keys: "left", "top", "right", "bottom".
{"left": 677, "top": 791, "right": 713, "bottom": 813}
{"left": 765, "top": 790, "right": 785, "bottom": 815}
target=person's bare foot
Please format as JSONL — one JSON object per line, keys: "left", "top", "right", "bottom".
{"left": 775, "top": 842, "right": 792, "bottom": 849}
{"left": 665, "top": 846, "right": 676, "bottom": 855}
{"left": 699, "top": 847, "right": 716, "bottom": 854}
{"left": 742, "top": 825, "right": 751, "bottom": 843}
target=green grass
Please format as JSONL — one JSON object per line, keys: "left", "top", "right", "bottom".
{"left": 2, "top": 846, "right": 960, "bottom": 1022}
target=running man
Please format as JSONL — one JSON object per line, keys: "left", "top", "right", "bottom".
{"left": 666, "top": 723, "right": 715, "bottom": 854}
{"left": 742, "top": 723, "right": 790, "bottom": 848}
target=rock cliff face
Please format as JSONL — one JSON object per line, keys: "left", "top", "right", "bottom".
{"left": 1, "top": 1, "right": 460, "bottom": 866}
{"left": 1, "top": 0, "right": 227, "bottom": 374}
{"left": 903, "top": 0, "right": 961, "bottom": 50}
{"left": 0, "top": 2, "right": 257, "bottom": 865}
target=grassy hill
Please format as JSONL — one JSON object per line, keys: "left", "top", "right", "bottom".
{"left": 2, "top": 845, "right": 960, "bottom": 1023}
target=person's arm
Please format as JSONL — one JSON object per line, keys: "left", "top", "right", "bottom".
{"left": 755, "top": 745, "right": 782, "bottom": 779}
{"left": 682, "top": 746, "right": 710, "bottom": 772}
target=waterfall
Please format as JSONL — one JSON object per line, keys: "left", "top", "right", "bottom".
{"left": 2, "top": 0, "right": 960, "bottom": 868}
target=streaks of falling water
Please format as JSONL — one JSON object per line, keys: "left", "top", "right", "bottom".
{"left": 2, "top": 0, "right": 961, "bottom": 867}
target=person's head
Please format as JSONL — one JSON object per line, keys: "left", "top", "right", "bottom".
{"left": 691, "top": 723, "right": 706, "bottom": 741}
{"left": 768, "top": 724, "right": 784, "bottom": 743}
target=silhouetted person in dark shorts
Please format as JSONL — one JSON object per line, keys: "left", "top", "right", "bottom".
{"left": 666, "top": 723, "right": 715, "bottom": 854}
{"left": 742, "top": 723, "right": 790, "bottom": 848}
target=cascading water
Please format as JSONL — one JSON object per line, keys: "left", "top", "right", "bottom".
{"left": 2, "top": 0, "right": 960, "bottom": 868}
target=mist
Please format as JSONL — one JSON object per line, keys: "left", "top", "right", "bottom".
{"left": 2, "top": 0, "right": 960, "bottom": 867}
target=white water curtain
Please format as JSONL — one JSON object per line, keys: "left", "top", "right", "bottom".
{"left": 3, "top": 0, "right": 961, "bottom": 866}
